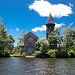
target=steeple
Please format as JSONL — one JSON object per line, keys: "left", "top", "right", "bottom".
{"left": 46, "top": 13, "right": 55, "bottom": 39}
{"left": 46, "top": 13, "right": 55, "bottom": 24}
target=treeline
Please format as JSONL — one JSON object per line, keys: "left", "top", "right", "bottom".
{"left": 34, "top": 25, "right": 75, "bottom": 58}
{"left": 0, "top": 18, "right": 75, "bottom": 58}
{"left": 0, "top": 22, "right": 14, "bottom": 57}
{"left": 0, "top": 21, "right": 25, "bottom": 57}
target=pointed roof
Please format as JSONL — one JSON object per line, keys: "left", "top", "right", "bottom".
{"left": 26, "top": 32, "right": 38, "bottom": 38}
{"left": 18, "top": 42, "right": 24, "bottom": 47}
{"left": 25, "top": 32, "right": 38, "bottom": 41}
{"left": 46, "top": 13, "right": 55, "bottom": 24}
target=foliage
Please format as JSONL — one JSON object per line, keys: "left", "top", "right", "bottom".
{"left": 48, "top": 29, "right": 58, "bottom": 49}
{"left": 47, "top": 49, "right": 57, "bottom": 58}
{"left": 68, "top": 49, "right": 75, "bottom": 58}
{"left": 0, "top": 50, "right": 10, "bottom": 57}
{"left": 0, "top": 19, "right": 14, "bottom": 57}
{"left": 35, "top": 24, "right": 75, "bottom": 58}
{"left": 35, "top": 38, "right": 49, "bottom": 50}
{"left": 56, "top": 50, "right": 69, "bottom": 58}
{"left": 34, "top": 50, "right": 49, "bottom": 58}
{"left": 34, "top": 39, "right": 49, "bottom": 58}
{"left": 21, "top": 52, "right": 26, "bottom": 57}
{"left": 18, "top": 30, "right": 26, "bottom": 43}
{"left": 11, "top": 46, "right": 25, "bottom": 57}
{"left": 0, "top": 23, "right": 14, "bottom": 50}
{"left": 34, "top": 51, "right": 42, "bottom": 58}
{"left": 62, "top": 26, "right": 75, "bottom": 53}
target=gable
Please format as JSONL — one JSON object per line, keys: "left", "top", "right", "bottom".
{"left": 25, "top": 32, "right": 38, "bottom": 42}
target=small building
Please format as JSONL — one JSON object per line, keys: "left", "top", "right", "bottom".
{"left": 18, "top": 42, "right": 24, "bottom": 51}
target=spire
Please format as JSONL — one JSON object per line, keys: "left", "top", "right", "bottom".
{"left": 46, "top": 13, "right": 55, "bottom": 24}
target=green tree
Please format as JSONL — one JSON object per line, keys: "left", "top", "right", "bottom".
{"left": 62, "top": 27, "right": 75, "bottom": 53}
{"left": 48, "top": 28, "right": 58, "bottom": 49}
{"left": 34, "top": 38, "right": 49, "bottom": 57}
{"left": 35, "top": 38, "right": 49, "bottom": 51}
{"left": 0, "top": 21, "right": 14, "bottom": 50}
{"left": 5, "top": 34, "right": 14, "bottom": 50}
{"left": 56, "top": 28, "right": 63, "bottom": 51}
{"left": 18, "top": 30, "right": 26, "bottom": 43}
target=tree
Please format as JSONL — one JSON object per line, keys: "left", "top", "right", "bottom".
{"left": 35, "top": 38, "right": 49, "bottom": 57}
{"left": 18, "top": 30, "right": 26, "bottom": 43}
{"left": 5, "top": 34, "right": 14, "bottom": 50}
{"left": 48, "top": 28, "right": 58, "bottom": 49}
{"left": 56, "top": 28, "right": 63, "bottom": 51}
{"left": 62, "top": 25, "right": 75, "bottom": 54}
{"left": 0, "top": 20, "right": 14, "bottom": 50}
{"left": 35, "top": 38, "right": 49, "bottom": 51}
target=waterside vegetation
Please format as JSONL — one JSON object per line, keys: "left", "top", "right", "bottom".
{"left": 0, "top": 20, "right": 75, "bottom": 58}
{"left": 34, "top": 25, "right": 75, "bottom": 58}
{"left": 0, "top": 23, "right": 25, "bottom": 57}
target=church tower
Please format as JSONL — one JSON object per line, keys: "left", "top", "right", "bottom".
{"left": 46, "top": 13, "right": 55, "bottom": 39}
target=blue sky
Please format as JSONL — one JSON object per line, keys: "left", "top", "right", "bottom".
{"left": 0, "top": 0, "right": 75, "bottom": 46}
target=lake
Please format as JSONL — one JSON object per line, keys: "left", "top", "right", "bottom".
{"left": 0, "top": 57, "right": 75, "bottom": 75}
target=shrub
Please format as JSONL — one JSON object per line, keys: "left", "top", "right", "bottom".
{"left": 3, "top": 50, "right": 10, "bottom": 57}
{"left": 21, "top": 52, "right": 26, "bottom": 57}
{"left": 68, "top": 49, "right": 75, "bottom": 58}
{"left": 0, "top": 50, "right": 10, "bottom": 57}
{"left": 11, "top": 46, "right": 26, "bottom": 57}
{"left": 34, "top": 39, "right": 49, "bottom": 58}
{"left": 56, "top": 50, "right": 69, "bottom": 58}
{"left": 34, "top": 51, "right": 42, "bottom": 58}
{"left": 47, "top": 49, "right": 57, "bottom": 58}
{"left": 34, "top": 51, "right": 49, "bottom": 58}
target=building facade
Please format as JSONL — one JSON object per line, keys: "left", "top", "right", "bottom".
{"left": 24, "top": 32, "right": 38, "bottom": 55}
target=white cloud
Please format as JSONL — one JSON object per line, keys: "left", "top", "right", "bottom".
{"left": 29, "top": 0, "right": 73, "bottom": 18}
{"left": 16, "top": 27, "right": 19, "bottom": 31}
{"left": 32, "top": 25, "right": 46, "bottom": 32}
{"left": 32, "top": 23, "right": 65, "bottom": 32}
{"left": 55, "top": 23, "right": 65, "bottom": 28}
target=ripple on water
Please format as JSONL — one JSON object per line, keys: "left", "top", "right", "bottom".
{"left": 0, "top": 57, "right": 75, "bottom": 75}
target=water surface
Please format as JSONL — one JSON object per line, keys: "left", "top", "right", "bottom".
{"left": 0, "top": 57, "right": 75, "bottom": 75}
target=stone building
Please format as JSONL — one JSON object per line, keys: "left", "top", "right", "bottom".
{"left": 18, "top": 13, "right": 55, "bottom": 55}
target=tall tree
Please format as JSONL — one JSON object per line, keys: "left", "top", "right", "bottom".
{"left": 62, "top": 26, "right": 75, "bottom": 53}
{"left": 48, "top": 28, "right": 58, "bottom": 49}
{"left": 0, "top": 18, "right": 14, "bottom": 50}
{"left": 18, "top": 30, "right": 26, "bottom": 43}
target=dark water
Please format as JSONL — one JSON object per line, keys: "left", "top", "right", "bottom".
{"left": 0, "top": 57, "right": 75, "bottom": 75}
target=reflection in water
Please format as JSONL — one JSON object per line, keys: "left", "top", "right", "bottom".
{"left": 0, "top": 57, "right": 75, "bottom": 75}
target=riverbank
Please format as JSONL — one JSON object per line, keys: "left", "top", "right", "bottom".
{"left": 25, "top": 55, "right": 35, "bottom": 58}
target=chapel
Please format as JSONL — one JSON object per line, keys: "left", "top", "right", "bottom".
{"left": 18, "top": 13, "right": 55, "bottom": 55}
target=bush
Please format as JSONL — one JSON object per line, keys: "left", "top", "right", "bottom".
{"left": 47, "top": 49, "right": 57, "bottom": 58}
{"left": 34, "top": 39, "right": 49, "bottom": 58}
{"left": 56, "top": 50, "right": 69, "bottom": 58}
{"left": 3, "top": 50, "right": 10, "bottom": 57}
{"left": 34, "top": 51, "right": 49, "bottom": 58}
{"left": 34, "top": 51, "right": 42, "bottom": 58}
{"left": 68, "top": 49, "right": 75, "bottom": 58}
{"left": 10, "top": 46, "right": 26, "bottom": 57}
{"left": 0, "top": 50, "right": 10, "bottom": 57}
{"left": 21, "top": 52, "right": 26, "bottom": 57}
